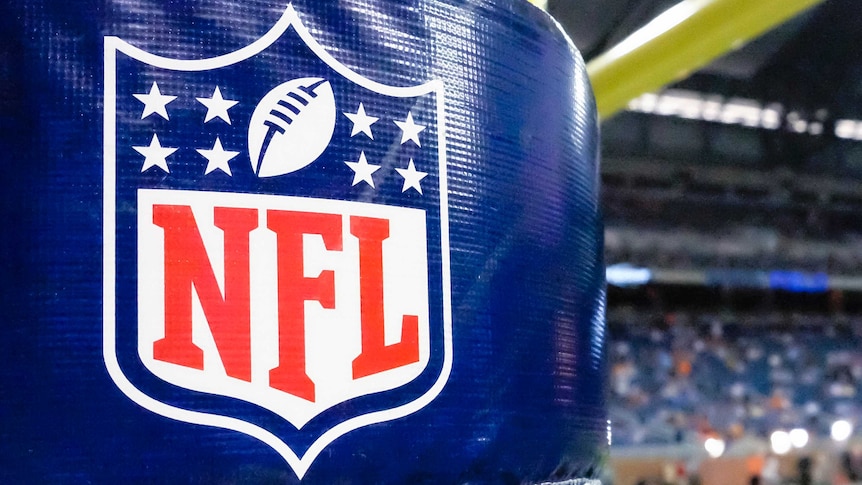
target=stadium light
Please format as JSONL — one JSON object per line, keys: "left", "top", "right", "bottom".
{"left": 789, "top": 428, "right": 809, "bottom": 448}
{"left": 704, "top": 437, "right": 725, "bottom": 458}
{"left": 606, "top": 263, "right": 652, "bottom": 287}
{"left": 770, "top": 430, "right": 792, "bottom": 455}
{"left": 832, "top": 420, "right": 853, "bottom": 442}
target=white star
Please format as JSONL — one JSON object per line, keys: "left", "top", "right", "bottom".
{"left": 133, "top": 82, "right": 177, "bottom": 120}
{"left": 345, "top": 151, "right": 381, "bottom": 188}
{"left": 197, "top": 137, "right": 239, "bottom": 176}
{"left": 394, "top": 111, "right": 426, "bottom": 146}
{"left": 196, "top": 86, "right": 238, "bottom": 124}
{"left": 343, "top": 103, "right": 378, "bottom": 139}
{"left": 395, "top": 159, "right": 428, "bottom": 194}
{"left": 133, "top": 134, "right": 176, "bottom": 173}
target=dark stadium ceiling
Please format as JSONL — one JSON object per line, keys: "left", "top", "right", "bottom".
{"left": 550, "top": 0, "right": 860, "bottom": 117}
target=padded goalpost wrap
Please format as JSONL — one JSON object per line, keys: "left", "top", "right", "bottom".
{"left": 0, "top": 0, "right": 606, "bottom": 482}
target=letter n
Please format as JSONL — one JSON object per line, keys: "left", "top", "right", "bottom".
{"left": 151, "top": 205, "right": 258, "bottom": 382}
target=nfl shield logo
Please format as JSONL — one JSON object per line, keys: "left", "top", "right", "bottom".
{"left": 103, "top": 5, "right": 452, "bottom": 477}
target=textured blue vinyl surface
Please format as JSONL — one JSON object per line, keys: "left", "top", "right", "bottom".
{"left": 0, "top": 1, "right": 605, "bottom": 483}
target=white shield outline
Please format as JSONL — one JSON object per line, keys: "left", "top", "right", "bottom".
{"left": 102, "top": 4, "right": 452, "bottom": 478}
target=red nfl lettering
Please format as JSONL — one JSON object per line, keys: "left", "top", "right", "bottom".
{"left": 350, "top": 216, "right": 420, "bottom": 379}
{"left": 136, "top": 189, "right": 434, "bottom": 431}
{"left": 148, "top": 201, "right": 423, "bottom": 403}
{"left": 153, "top": 205, "right": 257, "bottom": 382}
{"left": 266, "top": 210, "right": 342, "bottom": 402}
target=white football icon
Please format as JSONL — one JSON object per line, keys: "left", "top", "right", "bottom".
{"left": 248, "top": 77, "right": 336, "bottom": 177}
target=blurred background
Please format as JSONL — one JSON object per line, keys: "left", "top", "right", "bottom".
{"left": 546, "top": 0, "right": 862, "bottom": 483}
